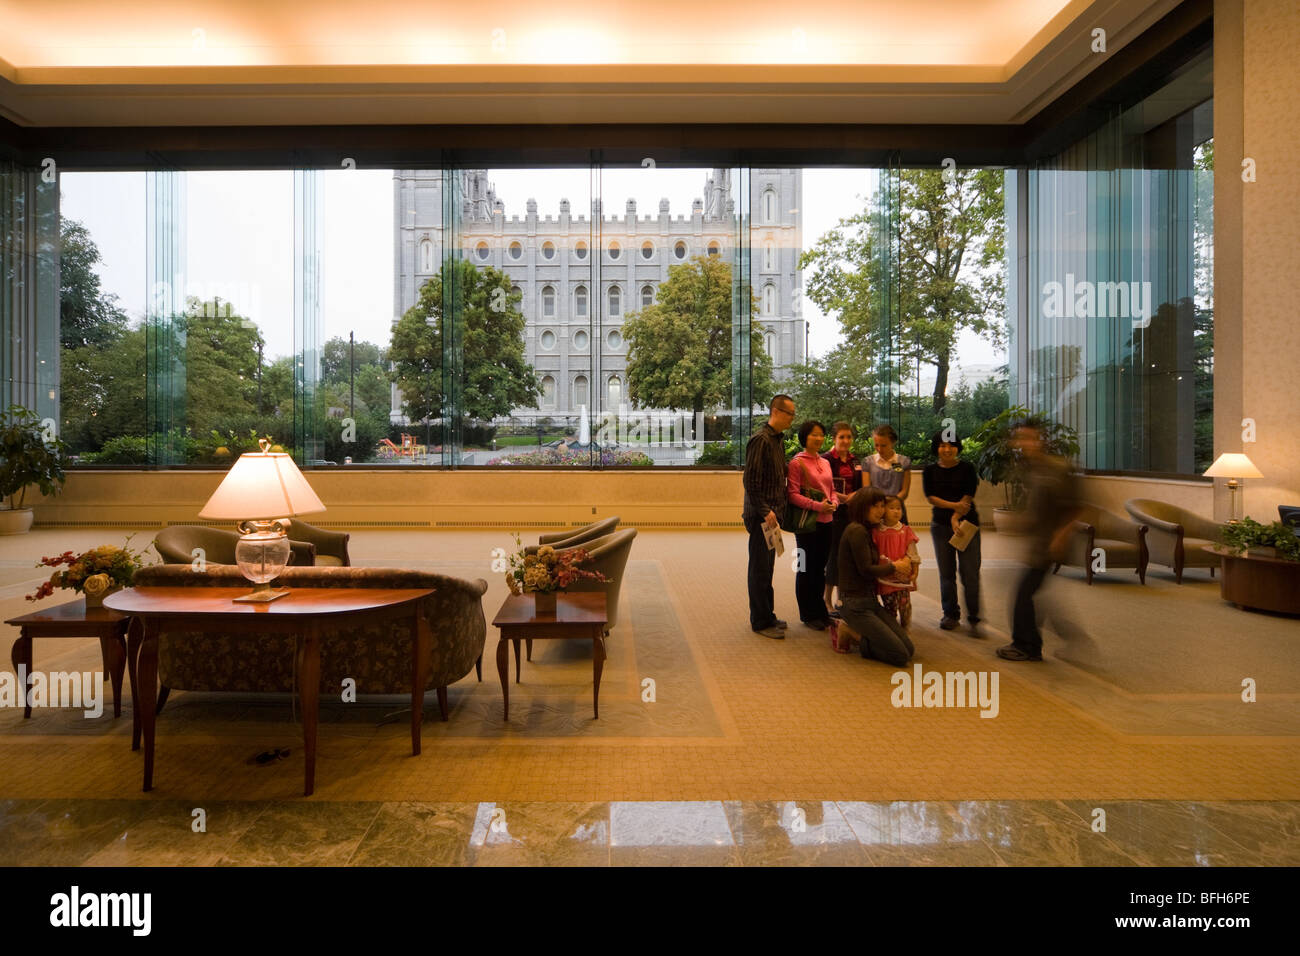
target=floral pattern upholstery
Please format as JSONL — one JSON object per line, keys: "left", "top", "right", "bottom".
{"left": 131, "top": 564, "right": 488, "bottom": 694}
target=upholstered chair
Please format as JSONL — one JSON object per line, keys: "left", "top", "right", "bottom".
{"left": 529, "top": 516, "right": 621, "bottom": 554}
{"left": 154, "top": 525, "right": 316, "bottom": 568}
{"left": 1124, "top": 499, "right": 1223, "bottom": 583}
{"left": 1053, "top": 504, "right": 1149, "bottom": 584}
{"left": 520, "top": 528, "right": 637, "bottom": 661}
{"left": 131, "top": 564, "right": 487, "bottom": 721}
{"left": 284, "top": 519, "right": 351, "bottom": 566}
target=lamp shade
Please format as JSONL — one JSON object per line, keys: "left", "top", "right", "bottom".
{"left": 1203, "top": 453, "right": 1264, "bottom": 479}
{"left": 199, "top": 446, "right": 326, "bottom": 521}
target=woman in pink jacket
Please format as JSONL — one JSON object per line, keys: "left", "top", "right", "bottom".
{"left": 788, "top": 419, "right": 838, "bottom": 630}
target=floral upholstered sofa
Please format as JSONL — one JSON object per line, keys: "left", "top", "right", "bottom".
{"left": 131, "top": 564, "right": 487, "bottom": 719}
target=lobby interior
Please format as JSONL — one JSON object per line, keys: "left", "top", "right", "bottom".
{"left": 1, "top": 0, "right": 1298, "bottom": 868}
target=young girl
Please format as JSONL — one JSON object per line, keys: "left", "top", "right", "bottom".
{"left": 872, "top": 496, "right": 920, "bottom": 628}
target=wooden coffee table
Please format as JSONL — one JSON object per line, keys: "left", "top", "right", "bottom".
{"left": 5, "top": 599, "right": 131, "bottom": 719}
{"left": 104, "top": 585, "right": 435, "bottom": 796}
{"left": 492, "top": 592, "right": 608, "bottom": 720}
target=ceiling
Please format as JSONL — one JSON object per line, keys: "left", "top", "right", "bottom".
{"left": 0, "top": 0, "right": 1188, "bottom": 126}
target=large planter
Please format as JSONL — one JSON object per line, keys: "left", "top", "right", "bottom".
{"left": 1207, "top": 545, "right": 1300, "bottom": 616}
{"left": 993, "top": 507, "right": 1025, "bottom": 535}
{"left": 0, "top": 507, "right": 34, "bottom": 535}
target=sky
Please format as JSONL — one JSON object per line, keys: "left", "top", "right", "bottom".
{"left": 59, "top": 167, "right": 1003, "bottom": 376}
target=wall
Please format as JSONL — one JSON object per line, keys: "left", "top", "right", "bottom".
{"left": 1213, "top": 0, "right": 1300, "bottom": 520}
{"left": 31, "top": 469, "right": 1210, "bottom": 531}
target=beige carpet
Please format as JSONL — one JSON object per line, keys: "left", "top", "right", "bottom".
{"left": 2, "top": 528, "right": 1298, "bottom": 803}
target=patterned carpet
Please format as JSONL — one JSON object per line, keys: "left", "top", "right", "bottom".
{"left": 1, "top": 528, "right": 1298, "bottom": 805}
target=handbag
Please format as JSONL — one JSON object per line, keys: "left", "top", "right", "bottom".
{"left": 781, "top": 458, "right": 825, "bottom": 534}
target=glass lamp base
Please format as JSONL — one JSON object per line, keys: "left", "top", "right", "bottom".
{"left": 234, "top": 522, "right": 292, "bottom": 602}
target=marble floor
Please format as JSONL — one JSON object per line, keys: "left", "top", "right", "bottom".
{"left": 3, "top": 528, "right": 1299, "bottom": 866}
{"left": 2, "top": 798, "right": 1298, "bottom": 866}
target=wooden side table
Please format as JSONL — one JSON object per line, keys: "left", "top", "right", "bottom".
{"left": 4, "top": 600, "right": 131, "bottom": 719}
{"left": 491, "top": 592, "right": 608, "bottom": 720}
{"left": 104, "top": 585, "right": 435, "bottom": 796}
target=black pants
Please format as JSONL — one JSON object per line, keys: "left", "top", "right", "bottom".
{"left": 794, "top": 520, "right": 833, "bottom": 624}
{"left": 930, "top": 522, "right": 982, "bottom": 623}
{"left": 744, "top": 514, "right": 777, "bottom": 630}
{"left": 1011, "top": 564, "right": 1050, "bottom": 653}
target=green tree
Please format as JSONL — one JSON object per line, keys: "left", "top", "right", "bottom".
{"left": 180, "top": 296, "right": 266, "bottom": 434}
{"left": 784, "top": 345, "right": 878, "bottom": 430}
{"left": 58, "top": 219, "right": 130, "bottom": 351}
{"left": 60, "top": 326, "right": 148, "bottom": 453}
{"left": 622, "top": 254, "right": 774, "bottom": 424}
{"left": 388, "top": 259, "right": 540, "bottom": 425}
{"left": 801, "top": 168, "right": 1006, "bottom": 415}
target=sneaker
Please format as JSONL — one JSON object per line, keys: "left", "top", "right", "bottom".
{"left": 996, "top": 643, "right": 1042, "bottom": 662}
{"left": 755, "top": 625, "right": 786, "bottom": 640}
{"left": 938, "top": 616, "right": 960, "bottom": 630}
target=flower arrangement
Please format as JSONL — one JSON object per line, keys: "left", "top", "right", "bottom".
{"left": 502, "top": 533, "right": 608, "bottom": 596}
{"left": 27, "top": 536, "right": 150, "bottom": 602}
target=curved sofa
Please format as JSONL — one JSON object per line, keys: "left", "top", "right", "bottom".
{"left": 131, "top": 564, "right": 487, "bottom": 719}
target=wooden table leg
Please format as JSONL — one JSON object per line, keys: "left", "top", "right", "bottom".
{"left": 12, "top": 627, "right": 32, "bottom": 719}
{"left": 496, "top": 633, "right": 510, "bottom": 721}
{"left": 298, "top": 623, "right": 320, "bottom": 797}
{"left": 511, "top": 638, "right": 522, "bottom": 683}
{"left": 592, "top": 628, "right": 606, "bottom": 720}
{"left": 99, "top": 628, "right": 127, "bottom": 718}
{"left": 526, "top": 638, "right": 533, "bottom": 661}
{"left": 127, "top": 618, "right": 143, "bottom": 750}
{"left": 411, "top": 612, "right": 428, "bottom": 756}
{"left": 138, "top": 620, "right": 159, "bottom": 792}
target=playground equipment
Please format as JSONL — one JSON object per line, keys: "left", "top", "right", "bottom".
{"left": 378, "top": 434, "right": 423, "bottom": 459}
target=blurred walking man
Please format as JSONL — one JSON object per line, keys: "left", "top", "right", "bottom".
{"left": 997, "top": 421, "right": 1081, "bottom": 662}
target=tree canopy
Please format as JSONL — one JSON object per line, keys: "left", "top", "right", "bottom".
{"left": 388, "top": 258, "right": 540, "bottom": 423}
{"left": 800, "top": 168, "right": 1006, "bottom": 415}
{"left": 622, "top": 253, "right": 775, "bottom": 418}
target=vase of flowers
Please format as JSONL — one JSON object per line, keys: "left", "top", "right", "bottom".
{"left": 27, "top": 537, "right": 150, "bottom": 606}
{"left": 503, "top": 533, "right": 608, "bottom": 615}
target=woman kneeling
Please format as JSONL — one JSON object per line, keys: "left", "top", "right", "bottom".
{"left": 837, "top": 488, "right": 915, "bottom": 666}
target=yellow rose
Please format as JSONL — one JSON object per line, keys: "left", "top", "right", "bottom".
{"left": 83, "top": 573, "right": 111, "bottom": 596}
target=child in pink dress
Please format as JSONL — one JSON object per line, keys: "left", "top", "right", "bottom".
{"left": 872, "top": 496, "right": 921, "bottom": 628}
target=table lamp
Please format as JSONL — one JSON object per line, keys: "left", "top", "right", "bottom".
{"left": 1203, "top": 452, "right": 1263, "bottom": 523}
{"left": 199, "top": 438, "right": 326, "bottom": 602}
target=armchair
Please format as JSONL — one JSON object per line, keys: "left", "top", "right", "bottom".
{"left": 284, "top": 519, "right": 351, "bottom": 566}
{"left": 521, "top": 527, "right": 637, "bottom": 661}
{"left": 529, "top": 516, "right": 621, "bottom": 554}
{"left": 1124, "top": 499, "right": 1223, "bottom": 583}
{"left": 1053, "top": 504, "right": 1149, "bottom": 584}
{"left": 154, "top": 525, "right": 316, "bottom": 568}
{"left": 1279, "top": 506, "right": 1300, "bottom": 539}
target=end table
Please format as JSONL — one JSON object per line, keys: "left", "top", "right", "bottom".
{"left": 4, "top": 599, "right": 131, "bottom": 718}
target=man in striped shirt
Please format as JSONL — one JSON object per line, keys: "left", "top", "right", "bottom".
{"left": 743, "top": 394, "right": 796, "bottom": 639}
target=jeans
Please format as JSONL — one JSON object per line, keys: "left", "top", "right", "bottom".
{"left": 930, "top": 522, "right": 982, "bottom": 623}
{"left": 841, "top": 595, "right": 914, "bottom": 666}
{"left": 794, "top": 520, "right": 832, "bottom": 623}
{"left": 1011, "top": 564, "right": 1050, "bottom": 653}
{"left": 744, "top": 514, "right": 778, "bottom": 630}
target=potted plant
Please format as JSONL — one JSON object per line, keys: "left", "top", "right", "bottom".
{"left": 1220, "top": 517, "right": 1300, "bottom": 562}
{"left": 970, "top": 406, "right": 1080, "bottom": 535}
{"left": 0, "top": 404, "right": 69, "bottom": 535}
